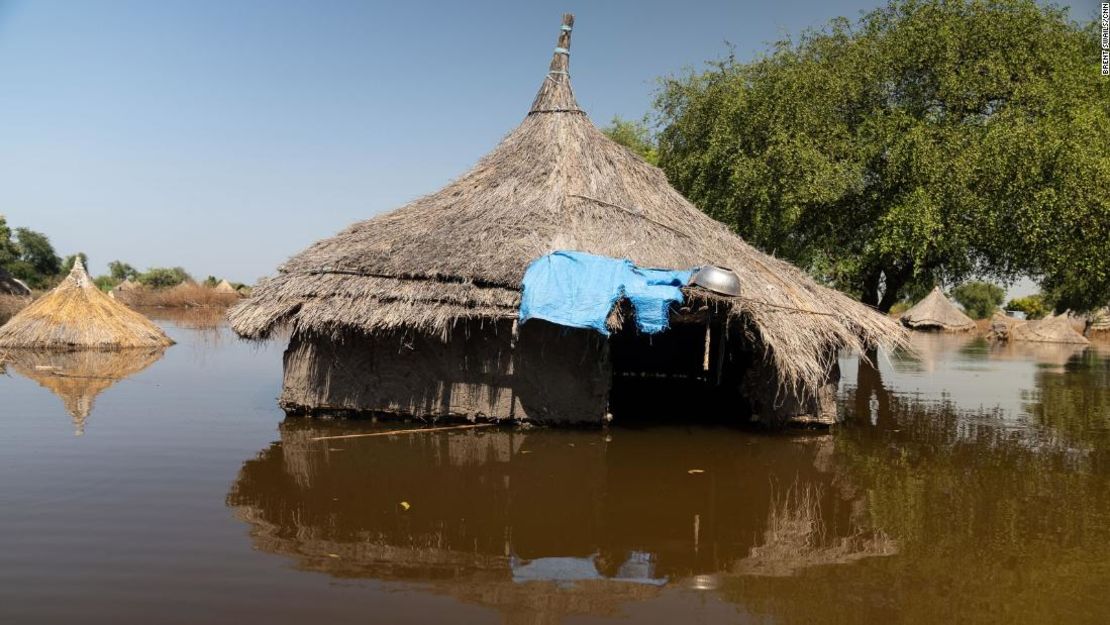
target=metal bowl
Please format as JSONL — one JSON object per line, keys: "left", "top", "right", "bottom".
{"left": 690, "top": 265, "right": 741, "bottom": 296}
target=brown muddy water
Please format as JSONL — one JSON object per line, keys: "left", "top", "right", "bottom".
{"left": 1, "top": 318, "right": 1108, "bottom": 624}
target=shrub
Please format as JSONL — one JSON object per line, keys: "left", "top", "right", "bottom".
{"left": 1006, "top": 294, "right": 1051, "bottom": 320}
{"left": 138, "top": 267, "right": 192, "bottom": 289}
{"left": 951, "top": 281, "right": 1005, "bottom": 319}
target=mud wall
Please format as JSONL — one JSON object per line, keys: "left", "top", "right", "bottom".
{"left": 280, "top": 319, "right": 610, "bottom": 424}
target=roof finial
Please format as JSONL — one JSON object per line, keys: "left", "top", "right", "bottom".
{"left": 69, "top": 254, "right": 89, "bottom": 287}
{"left": 548, "top": 13, "right": 574, "bottom": 76}
{"left": 529, "top": 13, "right": 582, "bottom": 115}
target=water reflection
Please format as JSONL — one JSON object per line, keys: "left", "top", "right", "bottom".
{"left": 228, "top": 423, "right": 889, "bottom": 622}
{"left": 743, "top": 343, "right": 1110, "bottom": 624}
{"left": 1, "top": 348, "right": 167, "bottom": 434}
{"left": 224, "top": 333, "right": 1110, "bottom": 624}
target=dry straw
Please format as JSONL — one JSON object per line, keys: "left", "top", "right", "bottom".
{"left": 230, "top": 13, "right": 907, "bottom": 394}
{"left": 0, "top": 257, "right": 174, "bottom": 350}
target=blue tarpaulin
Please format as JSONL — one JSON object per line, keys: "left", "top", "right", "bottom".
{"left": 519, "top": 251, "right": 694, "bottom": 335}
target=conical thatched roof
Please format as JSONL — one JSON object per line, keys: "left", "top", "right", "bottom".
{"left": 899, "top": 287, "right": 976, "bottom": 332}
{"left": 1011, "top": 314, "right": 1090, "bottom": 345}
{"left": 1090, "top": 308, "right": 1110, "bottom": 333}
{"left": 229, "top": 14, "right": 905, "bottom": 392}
{"left": 0, "top": 258, "right": 174, "bottom": 349}
{"left": 214, "top": 279, "right": 237, "bottom": 293}
{"left": 112, "top": 278, "right": 140, "bottom": 292}
{"left": 2, "top": 348, "right": 166, "bottom": 434}
{"left": 0, "top": 266, "right": 31, "bottom": 296}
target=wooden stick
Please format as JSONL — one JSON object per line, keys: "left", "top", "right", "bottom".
{"left": 310, "top": 423, "right": 497, "bottom": 441}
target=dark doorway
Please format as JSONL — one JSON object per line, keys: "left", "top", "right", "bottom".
{"left": 607, "top": 319, "right": 754, "bottom": 422}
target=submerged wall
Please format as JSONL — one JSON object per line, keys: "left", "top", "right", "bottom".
{"left": 281, "top": 315, "right": 841, "bottom": 427}
{"left": 280, "top": 320, "right": 611, "bottom": 424}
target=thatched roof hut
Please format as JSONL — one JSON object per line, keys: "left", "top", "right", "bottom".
{"left": 1011, "top": 314, "right": 1090, "bottom": 345}
{"left": 0, "top": 257, "right": 173, "bottom": 349}
{"left": 230, "top": 15, "right": 905, "bottom": 427}
{"left": 899, "top": 287, "right": 975, "bottom": 332}
{"left": 112, "top": 278, "right": 139, "bottom": 292}
{"left": 0, "top": 266, "right": 31, "bottom": 296}
{"left": 2, "top": 348, "right": 166, "bottom": 434}
{"left": 214, "top": 279, "right": 237, "bottom": 294}
{"left": 1089, "top": 308, "right": 1110, "bottom": 334}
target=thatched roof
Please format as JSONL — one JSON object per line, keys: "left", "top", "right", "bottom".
{"left": 112, "top": 278, "right": 140, "bottom": 292}
{"left": 1, "top": 348, "right": 166, "bottom": 434}
{"left": 214, "top": 279, "right": 237, "bottom": 293}
{"left": 1011, "top": 314, "right": 1090, "bottom": 345}
{"left": 0, "top": 266, "right": 31, "bottom": 296}
{"left": 899, "top": 287, "right": 976, "bottom": 332}
{"left": 1090, "top": 308, "right": 1110, "bottom": 333}
{"left": 229, "top": 14, "right": 905, "bottom": 392}
{"left": 0, "top": 258, "right": 174, "bottom": 349}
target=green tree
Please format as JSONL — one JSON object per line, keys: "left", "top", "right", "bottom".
{"left": 139, "top": 266, "right": 191, "bottom": 288}
{"left": 655, "top": 0, "right": 1109, "bottom": 312}
{"left": 601, "top": 116, "right": 660, "bottom": 165}
{"left": 1006, "top": 294, "right": 1051, "bottom": 319}
{"left": 14, "top": 228, "right": 61, "bottom": 279}
{"left": 0, "top": 216, "right": 20, "bottom": 268}
{"left": 93, "top": 275, "right": 118, "bottom": 292}
{"left": 951, "top": 280, "right": 1005, "bottom": 319}
{"left": 61, "top": 252, "right": 89, "bottom": 274}
{"left": 108, "top": 260, "right": 139, "bottom": 282}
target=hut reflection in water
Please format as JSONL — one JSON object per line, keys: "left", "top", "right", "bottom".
{"left": 1, "top": 348, "right": 166, "bottom": 435}
{"left": 227, "top": 423, "right": 892, "bottom": 621}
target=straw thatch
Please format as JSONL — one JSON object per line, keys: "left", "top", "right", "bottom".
{"left": 899, "top": 287, "right": 975, "bottom": 332}
{"left": 0, "top": 258, "right": 174, "bottom": 349}
{"left": 1089, "top": 308, "right": 1110, "bottom": 334}
{"left": 214, "top": 279, "right": 237, "bottom": 294}
{"left": 1011, "top": 314, "right": 1090, "bottom": 345}
{"left": 0, "top": 266, "right": 31, "bottom": 296}
{"left": 1, "top": 347, "right": 166, "bottom": 434}
{"left": 111, "top": 278, "right": 140, "bottom": 293}
{"left": 229, "top": 14, "right": 905, "bottom": 395}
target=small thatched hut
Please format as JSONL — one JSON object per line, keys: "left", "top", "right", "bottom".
{"left": 214, "top": 279, "right": 237, "bottom": 294}
{"left": 1011, "top": 314, "right": 1090, "bottom": 345}
{"left": 0, "top": 257, "right": 173, "bottom": 349}
{"left": 899, "top": 287, "right": 976, "bottom": 332}
{"left": 1088, "top": 308, "right": 1110, "bottom": 335}
{"left": 230, "top": 15, "right": 905, "bottom": 427}
{"left": 0, "top": 266, "right": 31, "bottom": 296}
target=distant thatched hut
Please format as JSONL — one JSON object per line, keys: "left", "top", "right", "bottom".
{"left": 229, "top": 15, "right": 905, "bottom": 427}
{"left": 0, "top": 258, "right": 173, "bottom": 349}
{"left": 1011, "top": 314, "right": 1090, "bottom": 345}
{"left": 0, "top": 266, "right": 31, "bottom": 297}
{"left": 214, "top": 279, "right": 237, "bottom": 294}
{"left": 1088, "top": 308, "right": 1110, "bottom": 335}
{"left": 899, "top": 287, "right": 975, "bottom": 332}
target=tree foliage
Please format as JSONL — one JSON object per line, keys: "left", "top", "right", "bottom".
{"left": 0, "top": 216, "right": 20, "bottom": 268}
{"left": 14, "top": 228, "right": 61, "bottom": 281}
{"left": 601, "top": 116, "right": 660, "bottom": 165}
{"left": 655, "top": 0, "right": 1109, "bottom": 311}
{"left": 139, "top": 266, "right": 192, "bottom": 289}
{"left": 1006, "top": 294, "right": 1051, "bottom": 319}
{"left": 951, "top": 280, "right": 1005, "bottom": 319}
{"left": 108, "top": 260, "right": 139, "bottom": 282}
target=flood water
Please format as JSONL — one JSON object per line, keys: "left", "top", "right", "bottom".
{"left": 2, "top": 316, "right": 1108, "bottom": 624}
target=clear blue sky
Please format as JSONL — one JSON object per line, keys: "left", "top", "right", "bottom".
{"left": 0, "top": 0, "right": 1097, "bottom": 284}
